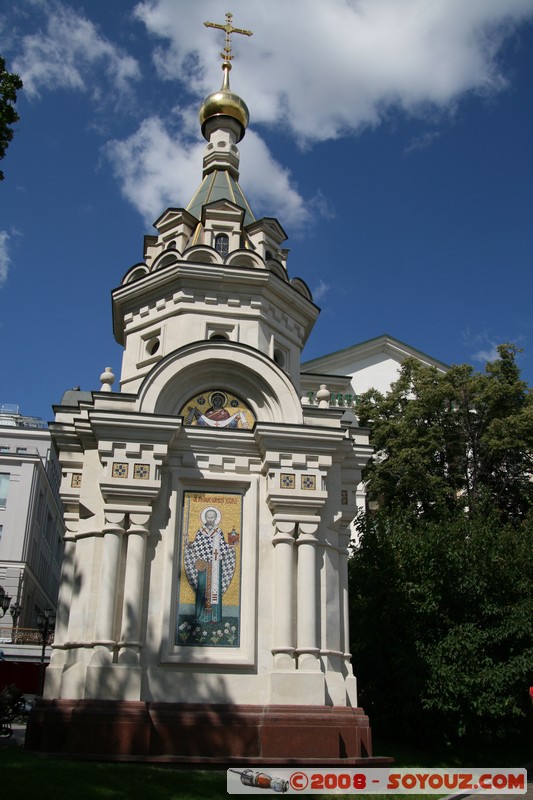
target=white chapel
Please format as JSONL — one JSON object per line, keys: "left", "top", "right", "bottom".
{"left": 27, "top": 15, "right": 385, "bottom": 763}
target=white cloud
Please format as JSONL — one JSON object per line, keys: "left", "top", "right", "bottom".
{"left": 105, "top": 120, "right": 310, "bottom": 228}
{"left": 239, "top": 132, "right": 310, "bottom": 227}
{"left": 133, "top": 0, "right": 533, "bottom": 143}
{"left": 13, "top": 0, "right": 532, "bottom": 234}
{"left": 114, "top": 0, "right": 533, "bottom": 228}
{"left": 404, "top": 131, "right": 441, "bottom": 156}
{"left": 312, "top": 279, "right": 331, "bottom": 303}
{"left": 13, "top": 0, "right": 140, "bottom": 100}
{"left": 0, "top": 232, "right": 11, "bottom": 287}
{"left": 462, "top": 329, "right": 509, "bottom": 365}
{"left": 472, "top": 346, "right": 501, "bottom": 364}
{"left": 105, "top": 117, "right": 203, "bottom": 225}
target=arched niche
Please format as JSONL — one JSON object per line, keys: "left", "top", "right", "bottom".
{"left": 135, "top": 341, "right": 303, "bottom": 424}
{"left": 290, "top": 277, "right": 314, "bottom": 301}
{"left": 121, "top": 263, "right": 149, "bottom": 285}
{"left": 266, "top": 260, "right": 288, "bottom": 282}
{"left": 225, "top": 250, "right": 264, "bottom": 270}
{"left": 151, "top": 251, "right": 180, "bottom": 272}
{"left": 182, "top": 245, "right": 222, "bottom": 265}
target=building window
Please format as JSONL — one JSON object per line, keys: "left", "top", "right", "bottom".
{"left": 146, "top": 337, "right": 160, "bottom": 356}
{"left": 273, "top": 348, "right": 286, "bottom": 368}
{"left": 214, "top": 233, "right": 229, "bottom": 257}
{"left": 0, "top": 473, "right": 8, "bottom": 508}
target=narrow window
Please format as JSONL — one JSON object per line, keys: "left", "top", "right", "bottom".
{"left": 0, "top": 473, "right": 9, "bottom": 508}
{"left": 214, "top": 233, "right": 229, "bottom": 257}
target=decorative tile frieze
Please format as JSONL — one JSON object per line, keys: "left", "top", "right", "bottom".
{"left": 112, "top": 462, "right": 129, "bottom": 479}
{"left": 71, "top": 473, "right": 82, "bottom": 488}
{"left": 301, "top": 474, "right": 316, "bottom": 491}
{"left": 134, "top": 463, "right": 150, "bottom": 480}
{"left": 280, "top": 473, "right": 295, "bottom": 489}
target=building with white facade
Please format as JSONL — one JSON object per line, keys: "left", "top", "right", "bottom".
{"left": 0, "top": 405, "right": 64, "bottom": 644}
{"left": 301, "top": 336, "right": 449, "bottom": 517}
{"left": 26, "top": 19, "right": 392, "bottom": 764}
{"left": 301, "top": 334, "right": 449, "bottom": 408}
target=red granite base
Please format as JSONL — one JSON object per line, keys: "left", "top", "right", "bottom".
{"left": 25, "top": 700, "right": 391, "bottom": 765}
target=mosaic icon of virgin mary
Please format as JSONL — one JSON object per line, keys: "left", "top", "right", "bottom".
{"left": 187, "top": 391, "right": 249, "bottom": 428}
{"left": 183, "top": 506, "right": 238, "bottom": 624}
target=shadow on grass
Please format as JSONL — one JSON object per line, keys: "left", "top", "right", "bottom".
{"left": 373, "top": 730, "right": 532, "bottom": 769}
{"left": 0, "top": 750, "right": 228, "bottom": 800}
{"left": 2, "top": 732, "right": 530, "bottom": 800}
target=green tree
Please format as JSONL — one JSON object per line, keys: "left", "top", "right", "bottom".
{"left": 356, "top": 345, "right": 533, "bottom": 523}
{"left": 350, "top": 507, "right": 533, "bottom": 748}
{"left": 0, "top": 56, "right": 23, "bottom": 181}
{"left": 350, "top": 346, "right": 533, "bottom": 749}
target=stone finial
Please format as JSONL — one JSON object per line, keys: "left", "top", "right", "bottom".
{"left": 316, "top": 384, "right": 331, "bottom": 408}
{"left": 99, "top": 366, "right": 115, "bottom": 392}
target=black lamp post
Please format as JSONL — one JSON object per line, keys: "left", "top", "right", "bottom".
{"left": 36, "top": 608, "right": 56, "bottom": 696}
{"left": 0, "top": 586, "right": 12, "bottom": 618}
{"left": 9, "top": 602, "right": 22, "bottom": 641}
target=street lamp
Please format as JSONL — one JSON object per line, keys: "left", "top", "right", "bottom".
{"left": 36, "top": 608, "right": 56, "bottom": 696}
{"left": 9, "top": 602, "right": 22, "bottom": 640}
{"left": 0, "top": 586, "right": 12, "bottom": 617}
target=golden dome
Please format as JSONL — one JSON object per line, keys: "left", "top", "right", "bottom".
{"left": 199, "top": 62, "right": 249, "bottom": 142}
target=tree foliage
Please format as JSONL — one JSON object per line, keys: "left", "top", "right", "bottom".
{"left": 350, "top": 507, "right": 533, "bottom": 748}
{"left": 350, "top": 346, "right": 533, "bottom": 748}
{"left": 357, "top": 344, "right": 533, "bottom": 523}
{"left": 0, "top": 56, "right": 23, "bottom": 181}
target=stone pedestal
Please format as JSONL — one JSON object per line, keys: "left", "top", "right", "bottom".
{"left": 26, "top": 699, "right": 391, "bottom": 765}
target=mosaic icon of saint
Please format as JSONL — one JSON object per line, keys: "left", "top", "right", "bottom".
{"left": 183, "top": 506, "right": 238, "bottom": 623}
{"left": 191, "top": 392, "right": 248, "bottom": 428}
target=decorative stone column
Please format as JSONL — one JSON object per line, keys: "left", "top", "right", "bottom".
{"left": 91, "top": 511, "right": 125, "bottom": 665}
{"left": 271, "top": 519, "right": 296, "bottom": 670}
{"left": 296, "top": 521, "right": 320, "bottom": 670}
{"left": 54, "top": 533, "right": 77, "bottom": 645}
{"left": 43, "top": 530, "right": 77, "bottom": 699}
{"left": 338, "top": 527, "right": 357, "bottom": 705}
{"left": 118, "top": 511, "right": 150, "bottom": 665}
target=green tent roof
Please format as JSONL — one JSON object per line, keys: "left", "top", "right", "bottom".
{"left": 187, "top": 169, "right": 255, "bottom": 226}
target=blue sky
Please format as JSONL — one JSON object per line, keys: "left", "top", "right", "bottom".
{"left": 1, "top": 0, "right": 532, "bottom": 422}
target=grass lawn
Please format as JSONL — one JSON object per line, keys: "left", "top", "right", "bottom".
{"left": 1, "top": 731, "right": 529, "bottom": 799}
{"left": 1, "top": 748, "right": 229, "bottom": 800}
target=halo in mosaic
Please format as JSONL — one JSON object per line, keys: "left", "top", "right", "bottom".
{"left": 301, "top": 474, "right": 316, "bottom": 491}
{"left": 180, "top": 390, "right": 255, "bottom": 429}
{"left": 112, "top": 462, "right": 129, "bottom": 479}
{"left": 280, "top": 473, "right": 295, "bottom": 489}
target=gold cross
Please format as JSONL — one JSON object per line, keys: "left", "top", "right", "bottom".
{"left": 204, "top": 11, "right": 253, "bottom": 63}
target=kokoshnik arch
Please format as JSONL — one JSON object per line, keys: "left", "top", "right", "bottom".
{"left": 26, "top": 13, "right": 386, "bottom": 764}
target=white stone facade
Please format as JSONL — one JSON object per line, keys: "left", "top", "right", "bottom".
{"left": 44, "top": 96, "right": 373, "bottom": 717}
